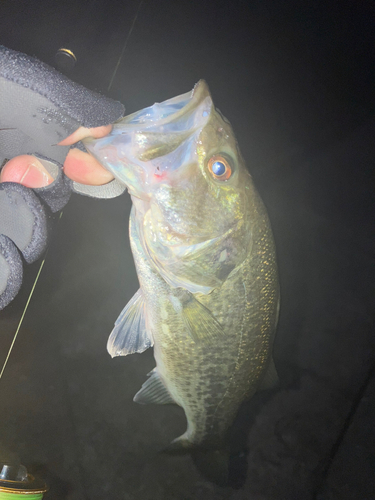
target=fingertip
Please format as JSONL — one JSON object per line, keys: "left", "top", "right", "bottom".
{"left": 58, "top": 124, "right": 113, "bottom": 146}
{"left": 63, "top": 148, "right": 114, "bottom": 185}
{"left": 0, "top": 156, "right": 54, "bottom": 188}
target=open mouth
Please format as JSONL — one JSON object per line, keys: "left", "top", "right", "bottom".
{"left": 84, "top": 81, "right": 213, "bottom": 192}
{"left": 119, "top": 80, "right": 212, "bottom": 129}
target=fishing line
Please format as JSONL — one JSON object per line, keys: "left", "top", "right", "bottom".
{"left": 0, "top": 0, "right": 143, "bottom": 408}
{"left": 0, "top": 260, "right": 45, "bottom": 380}
{"left": 0, "top": 0, "right": 144, "bottom": 378}
{"left": 0, "top": 5, "right": 144, "bottom": 498}
{"left": 0, "top": 212, "right": 64, "bottom": 381}
{"left": 107, "top": 0, "right": 143, "bottom": 91}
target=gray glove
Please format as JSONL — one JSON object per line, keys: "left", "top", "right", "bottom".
{"left": 0, "top": 45, "right": 126, "bottom": 309}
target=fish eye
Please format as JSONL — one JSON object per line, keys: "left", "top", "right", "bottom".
{"left": 207, "top": 155, "right": 232, "bottom": 181}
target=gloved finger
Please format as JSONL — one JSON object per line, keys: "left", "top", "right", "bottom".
{"left": 1, "top": 122, "right": 116, "bottom": 188}
{"left": 1, "top": 155, "right": 72, "bottom": 213}
{"left": 0, "top": 155, "right": 54, "bottom": 187}
{"left": 0, "top": 45, "right": 126, "bottom": 201}
{"left": 58, "top": 124, "right": 113, "bottom": 146}
{"left": 0, "top": 182, "right": 49, "bottom": 311}
{"left": 0, "top": 182, "right": 48, "bottom": 264}
{"left": 63, "top": 148, "right": 115, "bottom": 186}
{"left": 0, "top": 45, "right": 126, "bottom": 309}
{"left": 60, "top": 124, "right": 116, "bottom": 185}
{"left": 0, "top": 234, "right": 23, "bottom": 311}
{"left": 1, "top": 149, "right": 115, "bottom": 188}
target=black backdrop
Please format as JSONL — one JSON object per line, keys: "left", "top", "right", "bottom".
{"left": 0, "top": 1, "right": 374, "bottom": 498}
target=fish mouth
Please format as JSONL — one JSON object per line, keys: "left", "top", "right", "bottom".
{"left": 120, "top": 79, "right": 212, "bottom": 129}
{"left": 83, "top": 81, "right": 213, "bottom": 194}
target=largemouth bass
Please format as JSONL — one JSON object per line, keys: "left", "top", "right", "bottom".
{"left": 84, "top": 81, "right": 279, "bottom": 459}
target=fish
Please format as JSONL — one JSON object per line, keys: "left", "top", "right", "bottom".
{"left": 83, "top": 81, "right": 279, "bottom": 478}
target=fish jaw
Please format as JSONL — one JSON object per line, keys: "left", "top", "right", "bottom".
{"left": 83, "top": 80, "right": 213, "bottom": 200}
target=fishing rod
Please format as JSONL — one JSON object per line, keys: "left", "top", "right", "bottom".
{"left": 0, "top": 2, "right": 143, "bottom": 497}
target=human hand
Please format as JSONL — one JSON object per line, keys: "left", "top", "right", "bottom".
{"left": 0, "top": 44, "right": 126, "bottom": 309}
{"left": 0, "top": 125, "right": 115, "bottom": 188}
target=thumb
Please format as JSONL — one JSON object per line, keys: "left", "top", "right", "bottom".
{"left": 0, "top": 155, "right": 54, "bottom": 188}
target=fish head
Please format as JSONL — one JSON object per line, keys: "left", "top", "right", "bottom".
{"left": 84, "top": 81, "right": 254, "bottom": 293}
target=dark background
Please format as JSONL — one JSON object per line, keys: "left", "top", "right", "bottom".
{"left": 0, "top": 0, "right": 374, "bottom": 498}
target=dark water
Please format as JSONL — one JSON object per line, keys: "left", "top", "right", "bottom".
{"left": 0, "top": 1, "right": 374, "bottom": 498}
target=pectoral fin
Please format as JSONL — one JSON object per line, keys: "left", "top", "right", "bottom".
{"left": 171, "top": 290, "right": 225, "bottom": 343}
{"left": 133, "top": 369, "right": 176, "bottom": 405}
{"left": 107, "top": 289, "right": 153, "bottom": 357}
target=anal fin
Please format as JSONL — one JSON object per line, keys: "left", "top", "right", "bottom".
{"left": 134, "top": 369, "right": 176, "bottom": 405}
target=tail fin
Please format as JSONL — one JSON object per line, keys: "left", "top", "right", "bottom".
{"left": 191, "top": 448, "right": 230, "bottom": 487}
{"left": 162, "top": 436, "right": 230, "bottom": 487}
